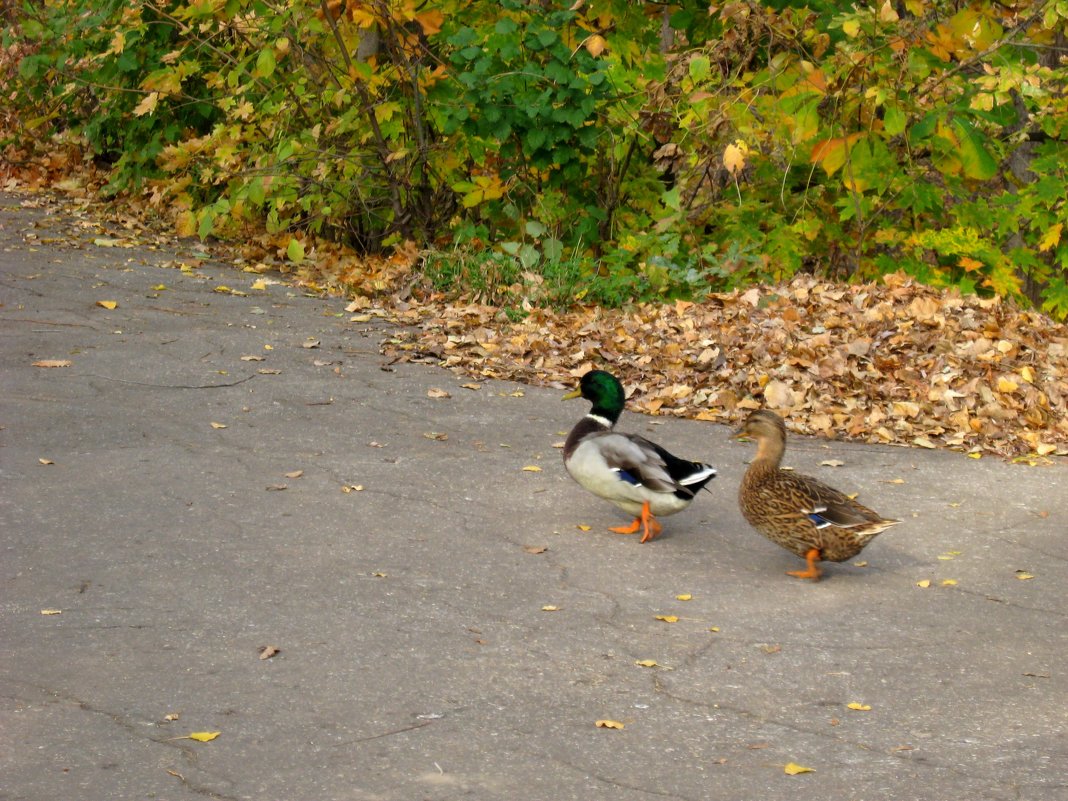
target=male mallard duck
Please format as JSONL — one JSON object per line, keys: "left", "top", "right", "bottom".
{"left": 563, "top": 370, "right": 717, "bottom": 543}
{"left": 736, "top": 410, "right": 899, "bottom": 581}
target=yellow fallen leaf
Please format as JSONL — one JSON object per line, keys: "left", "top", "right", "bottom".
{"left": 595, "top": 720, "right": 624, "bottom": 729}
{"left": 284, "top": 470, "right": 304, "bottom": 479}
{"left": 39, "top": 458, "right": 54, "bottom": 465}
{"left": 636, "top": 659, "right": 659, "bottom": 668}
{"left": 522, "top": 465, "right": 542, "bottom": 472}
{"left": 847, "top": 702, "right": 872, "bottom": 711}
{"left": 941, "top": 579, "right": 958, "bottom": 586}
{"left": 163, "top": 713, "right": 180, "bottom": 722}
{"left": 675, "top": 593, "right": 693, "bottom": 601}
{"left": 967, "top": 452, "right": 982, "bottom": 459}
{"left": 997, "top": 376, "right": 1019, "bottom": 394}
{"left": 541, "top": 605, "right": 560, "bottom": 612}
{"left": 708, "top": 626, "right": 720, "bottom": 633}
{"left": 853, "top": 561, "right": 868, "bottom": 567}
{"left": 96, "top": 300, "right": 118, "bottom": 310}
{"left": 210, "top": 422, "right": 227, "bottom": 429}
{"left": 213, "top": 286, "right": 232, "bottom": 294}
{"left": 371, "top": 571, "right": 387, "bottom": 577}
{"left": 1016, "top": 572, "right": 1035, "bottom": 580}
{"left": 937, "top": 555, "right": 955, "bottom": 561}
{"left": 654, "top": 615, "right": 679, "bottom": 623}
{"left": 576, "top": 524, "right": 591, "bottom": 531}
{"left": 264, "top": 344, "right": 274, "bottom": 351}
{"left": 916, "top": 579, "right": 931, "bottom": 588}
{"left": 40, "top": 609, "right": 63, "bottom": 615}
{"left": 250, "top": 279, "right": 268, "bottom": 290}
{"left": 886, "top": 478, "right": 906, "bottom": 484}
{"left": 784, "top": 762, "right": 814, "bottom": 775}
{"left": 152, "top": 284, "right": 168, "bottom": 291}
{"left": 186, "top": 731, "right": 220, "bottom": 742}
{"left": 341, "top": 484, "right": 365, "bottom": 493}
{"left": 32, "top": 359, "right": 72, "bottom": 368}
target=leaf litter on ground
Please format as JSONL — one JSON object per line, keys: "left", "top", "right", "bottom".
{"left": 378, "top": 273, "right": 1068, "bottom": 460}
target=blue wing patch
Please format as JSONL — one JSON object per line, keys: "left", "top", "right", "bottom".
{"left": 610, "top": 467, "right": 642, "bottom": 486}
{"left": 806, "top": 507, "right": 832, "bottom": 529}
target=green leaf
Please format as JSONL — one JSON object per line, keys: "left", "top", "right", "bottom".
{"left": 689, "top": 55, "right": 711, "bottom": 83}
{"left": 953, "top": 119, "right": 998, "bottom": 180}
{"left": 255, "top": 48, "right": 276, "bottom": 78}
{"left": 884, "top": 105, "right": 906, "bottom": 137}
{"left": 286, "top": 238, "right": 305, "bottom": 263}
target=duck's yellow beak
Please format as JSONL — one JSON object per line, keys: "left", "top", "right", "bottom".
{"left": 562, "top": 388, "right": 582, "bottom": 401}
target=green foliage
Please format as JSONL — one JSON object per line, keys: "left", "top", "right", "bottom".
{"left": 8, "top": 0, "right": 1068, "bottom": 316}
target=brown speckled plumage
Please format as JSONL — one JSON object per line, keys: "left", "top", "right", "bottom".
{"left": 737, "top": 410, "right": 899, "bottom": 579}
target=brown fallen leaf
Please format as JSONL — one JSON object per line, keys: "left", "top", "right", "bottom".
{"left": 265, "top": 484, "right": 287, "bottom": 491}
{"left": 427, "top": 387, "right": 451, "bottom": 398}
{"left": 341, "top": 484, "right": 365, "bottom": 493}
{"left": 595, "top": 719, "right": 624, "bottom": 729}
{"left": 240, "top": 354, "right": 265, "bottom": 361}
{"left": 284, "top": 470, "right": 304, "bottom": 479}
{"left": 820, "top": 459, "right": 845, "bottom": 467}
{"left": 163, "top": 712, "right": 180, "bottom": 722}
{"left": 423, "top": 432, "right": 448, "bottom": 441}
{"left": 39, "top": 458, "right": 54, "bottom": 465}
{"left": 32, "top": 359, "right": 72, "bottom": 368}
{"left": 258, "top": 645, "right": 281, "bottom": 660}
{"left": 301, "top": 338, "right": 321, "bottom": 349}
{"left": 523, "top": 545, "right": 547, "bottom": 554}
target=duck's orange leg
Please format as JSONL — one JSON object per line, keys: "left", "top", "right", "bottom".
{"left": 787, "top": 548, "right": 822, "bottom": 581}
{"left": 608, "top": 501, "right": 663, "bottom": 543}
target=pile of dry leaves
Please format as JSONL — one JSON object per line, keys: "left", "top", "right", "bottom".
{"left": 380, "top": 273, "right": 1068, "bottom": 461}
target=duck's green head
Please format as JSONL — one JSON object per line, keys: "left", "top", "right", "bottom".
{"left": 563, "top": 369, "right": 626, "bottom": 420}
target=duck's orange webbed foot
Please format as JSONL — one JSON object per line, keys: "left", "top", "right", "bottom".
{"left": 638, "top": 501, "right": 663, "bottom": 543}
{"left": 609, "top": 502, "right": 663, "bottom": 543}
{"left": 787, "top": 548, "right": 822, "bottom": 581}
{"left": 609, "top": 518, "right": 642, "bottom": 535}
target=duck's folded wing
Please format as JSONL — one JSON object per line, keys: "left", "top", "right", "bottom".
{"left": 586, "top": 432, "right": 679, "bottom": 493}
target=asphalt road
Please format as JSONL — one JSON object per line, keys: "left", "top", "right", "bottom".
{"left": 2, "top": 194, "right": 1066, "bottom": 801}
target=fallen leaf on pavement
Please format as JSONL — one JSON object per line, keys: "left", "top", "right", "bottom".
{"left": 427, "top": 387, "right": 451, "bottom": 398}
{"left": 40, "top": 609, "right": 62, "bottom": 615}
{"left": 39, "top": 458, "right": 54, "bottom": 465}
{"left": 185, "top": 732, "right": 220, "bottom": 742}
{"left": 210, "top": 422, "right": 227, "bottom": 429}
{"left": 784, "top": 763, "right": 814, "bottom": 775}
{"left": 522, "top": 465, "right": 542, "bottom": 472}
{"left": 654, "top": 615, "right": 679, "bottom": 623}
{"left": 523, "top": 545, "right": 547, "bottom": 554}
{"left": 258, "top": 646, "right": 280, "bottom": 660}
{"left": 847, "top": 702, "right": 872, "bottom": 711}
{"left": 32, "top": 359, "right": 72, "bottom": 368}
{"left": 96, "top": 300, "right": 118, "bottom": 309}
{"left": 595, "top": 720, "right": 624, "bottom": 729}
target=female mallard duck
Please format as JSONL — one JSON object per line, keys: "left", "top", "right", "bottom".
{"left": 736, "top": 410, "right": 899, "bottom": 581}
{"left": 563, "top": 370, "right": 717, "bottom": 543}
